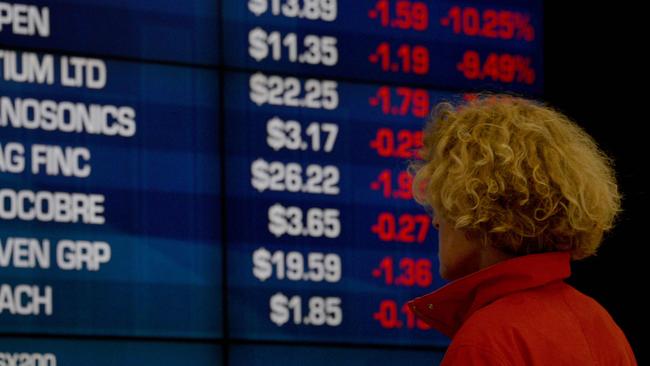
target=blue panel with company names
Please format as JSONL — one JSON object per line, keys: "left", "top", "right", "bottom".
{"left": 0, "top": 338, "right": 222, "bottom": 365}
{"left": 0, "top": 50, "right": 222, "bottom": 338}
{"left": 0, "top": 0, "right": 219, "bottom": 64}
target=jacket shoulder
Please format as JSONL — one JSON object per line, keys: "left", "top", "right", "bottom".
{"left": 558, "top": 284, "right": 637, "bottom": 364}
{"left": 441, "top": 343, "right": 510, "bottom": 366}
{"left": 451, "top": 282, "right": 636, "bottom": 365}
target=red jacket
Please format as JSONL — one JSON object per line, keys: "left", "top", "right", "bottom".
{"left": 408, "top": 252, "right": 637, "bottom": 365}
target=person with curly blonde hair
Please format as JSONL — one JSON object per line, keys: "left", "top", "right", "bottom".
{"left": 407, "top": 95, "right": 636, "bottom": 365}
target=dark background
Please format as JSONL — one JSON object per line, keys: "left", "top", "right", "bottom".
{"left": 544, "top": 3, "right": 646, "bottom": 363}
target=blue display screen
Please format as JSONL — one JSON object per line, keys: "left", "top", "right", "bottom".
{"left": 230, "top": 344, "right": 443, "bottom": 365}
{"left": 0, "top": 338, "right": 222, "bottom": 365}
{"left": 224, "top": 71, "right": 457, "bottom": 346}
{"left": 0, "top": 0, "right": 219, "bottom": 64}
{"left": 1, "top": 0, "right": 542, "bottom": 364}
{"left": 223, "top": 0, "right": 543, "bottom": 93}
{"left": 0, "top": 53, "right": 222, "bottom": 338}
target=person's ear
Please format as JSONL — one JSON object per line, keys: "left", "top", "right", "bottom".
{"left": 432, "top": 214, "right": 440, "bottom": 230}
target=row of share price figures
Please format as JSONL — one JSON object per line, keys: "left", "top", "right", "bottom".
{"left": 245, "top": 0, "right": 345, "bottom": 335}
{"left": 248, "top": 72, "right": 344, "bottom": 330}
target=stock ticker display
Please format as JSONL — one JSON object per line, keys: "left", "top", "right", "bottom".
{"left": 0, "top": 0, "right": 542, "bottom": 364}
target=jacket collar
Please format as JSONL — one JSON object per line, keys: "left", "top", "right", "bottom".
{"left": 407, "top": 251, "right": 571, "bottom": 338}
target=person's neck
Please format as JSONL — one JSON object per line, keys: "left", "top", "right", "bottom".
{"left": 479, "top": 246, "right": 516, "bottom": 270}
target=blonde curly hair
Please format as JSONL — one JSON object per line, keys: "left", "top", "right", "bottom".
{"left": 410, "top": 95, "right": 621, "bottom": 260}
